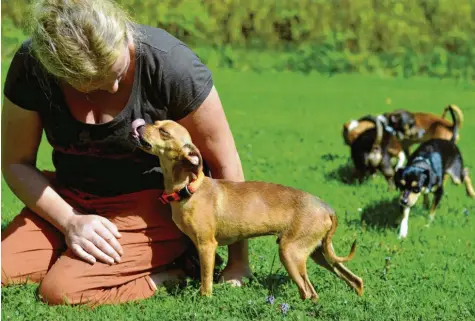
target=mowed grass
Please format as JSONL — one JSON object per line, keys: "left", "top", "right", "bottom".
{"left": 2, "top": 67, "right": 475, "bottom": 320}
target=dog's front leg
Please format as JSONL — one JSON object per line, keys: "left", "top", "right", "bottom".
{"left": 423, "top": 193, "right": 431, "bottom": 210}
{"left": 402, "top": 143, "right": 411, "bottom": 160}
{"left": 428, "top": 188, "right": 443, "bottom": 224}
{"left": 197, "top": 239, "right": 218, "bottom": 296}
{"left": 398, "top": 206, "right": 411, "bottom": 239}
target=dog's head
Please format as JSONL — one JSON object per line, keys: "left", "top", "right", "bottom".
{"left": 394, "top": 166, "right": 432, "bottom": 207}
{"left": 385, "top": 109, "right": 417, "bottom": 138}
{"left": 131, "top": 119, "right": 202, "bottom": 176}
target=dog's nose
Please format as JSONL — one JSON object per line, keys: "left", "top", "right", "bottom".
{"left": 131, "top": 118, "right": 146, "bottom": 138}
{"left": 400, "top": 198, "right": 408, "bottom": 206}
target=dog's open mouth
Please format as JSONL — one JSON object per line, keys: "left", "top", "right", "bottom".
{"left": 131, "top": 119, "right": 152, "bottom": 150}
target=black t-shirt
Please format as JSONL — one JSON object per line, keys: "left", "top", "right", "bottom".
{"left": 3, "top": 25, "right": 214, "bottom": 196}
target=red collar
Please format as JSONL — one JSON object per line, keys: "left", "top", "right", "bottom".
{"left": 159, "top": 173, "right": 203, "bottom": 205}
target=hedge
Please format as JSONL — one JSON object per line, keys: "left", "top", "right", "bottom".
{"left": 2, "top": 0, "right": 474, "bottom": 81}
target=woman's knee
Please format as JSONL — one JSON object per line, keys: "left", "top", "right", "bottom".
{"left": 1, "top": 212, "right": 60, "bottom": 286}
{"left": 37, "top": 251, "right": 101, "bottom": 306}
{"left": 38, "top": 273, "right": 75, "bottom": 305}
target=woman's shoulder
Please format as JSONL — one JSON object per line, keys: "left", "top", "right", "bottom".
{"left": 135, "top": 23, "right": 211, "bottom": 85}
{"left": 9, "top": 38, "right": 39, "bottom": 67}
{"left": 135, "top": 24, "right": 187, "bottom": 55}
{"left": 4, "top": 37, "right": 54, "bottom": 112}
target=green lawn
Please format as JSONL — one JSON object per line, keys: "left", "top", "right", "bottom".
{"left": 2, "top": 67, "right": 475, "bottom": 320}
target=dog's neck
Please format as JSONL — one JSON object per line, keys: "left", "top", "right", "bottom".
{"left": 161, "top": 164, "right": 204, "bottom": 196}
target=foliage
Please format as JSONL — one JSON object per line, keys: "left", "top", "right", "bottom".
{"left": 2, "top": 0, "right": 475, "bottom": 81}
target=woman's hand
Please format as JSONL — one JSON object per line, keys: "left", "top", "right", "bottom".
{"left": 65, "top": 213, "right": 123, "bottom": 265}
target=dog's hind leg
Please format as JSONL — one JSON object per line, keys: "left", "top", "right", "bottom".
{"left": 310, "top": 248, "right": 363, "bottom": 296}
{"left": 310, "top": 215, "right": 363, "bottom": 296}
{"left": 395, "top": 151, "right": 406, "bottom": 171}
{"left": 380, "top": 154, "right": 395, "bottom": 190}
{"left": 279, "top": 236, "right": 321, "bottom": 302}
{"left": 462, "top": 168, "right": 475, "bottom": 198}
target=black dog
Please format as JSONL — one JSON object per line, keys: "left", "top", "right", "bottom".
{"left": 394, "top": 138, "right": 475, "bottom": 239}
{"left": 350, "top": 116, "right": 404, "bottom": 188}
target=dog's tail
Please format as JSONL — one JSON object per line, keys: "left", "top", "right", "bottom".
{"left": 322, "top": 215, "right": 357, "bottom": 264}
{"left": 442, "top": 104, "right": 464, "bottom": 143}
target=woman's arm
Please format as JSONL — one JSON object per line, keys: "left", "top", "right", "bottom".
{"left": 177, "top": 86, "right": 252, "bottom": 284}
{"left": 1, "top": 97, "right": 73, "bottom": 231}
{"left": 1, "top": 97, "right": 123, "bottom": 265}
{"left": 178, "top": 86, "right": 245, "bottom": 182}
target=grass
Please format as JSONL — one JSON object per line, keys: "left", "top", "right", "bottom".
{"left": 2, "top": 63, "right": 475, "bottom": 319}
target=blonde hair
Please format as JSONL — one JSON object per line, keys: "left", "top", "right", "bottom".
{"left": 28, "top": 0, "right": 138, "bottom": 85}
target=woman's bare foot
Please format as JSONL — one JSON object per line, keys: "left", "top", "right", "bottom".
{"left": 218, "top": 240, "right": 253, "bottom": 286}
{"left": 218, "top": 262, "right": 253, "bottom": 286}
{"left": 149, "top": 268, "right": 186, "bottom": 290}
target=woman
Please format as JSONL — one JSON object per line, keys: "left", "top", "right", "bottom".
{"left": 1, "top": 0, "right": 251, "bottom": 306}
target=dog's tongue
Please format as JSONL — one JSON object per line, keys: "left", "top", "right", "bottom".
{"left": 131, "top": 118, "right": 146, "bottom": 138}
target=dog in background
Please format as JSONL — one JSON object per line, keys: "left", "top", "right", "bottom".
{"left": 385, "top": 104, "right": 464, "bottom": 156}
{"left": 131, "top": 119, "right": 364, "bottom": 302}
{"left": 345, "top": 116, "right": 405, "bottom": 188}
{"left": 394, "top": 126, "right": 475, "bottom": 238}
{"left": 342, "top": 115, "right": 381, "bottom": 146}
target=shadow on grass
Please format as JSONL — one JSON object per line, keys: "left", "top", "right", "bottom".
{"left": 324, "top": 161, "right": 368, "bottom": 186}
{"left": 253, "top": 272, "right": 292, "bottom": 297}
{"left": 360, "top": 197, "right": 402, "bottom": 229}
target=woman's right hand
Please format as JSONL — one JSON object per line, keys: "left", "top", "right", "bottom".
{"left": 65, "top": 213, "right": 123, "bottom": 265}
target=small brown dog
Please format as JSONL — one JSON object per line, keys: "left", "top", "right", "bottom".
{"left": 384, "top": 104, "right": 464, "bottom": 155}
{"left": 131, "top": 119, "right": 364, "bottom": 302}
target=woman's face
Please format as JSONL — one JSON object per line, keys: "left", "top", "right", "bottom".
{"left": 71, "top": 43, "right": 131, "bottom": 94}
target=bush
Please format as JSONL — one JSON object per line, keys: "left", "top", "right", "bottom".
{"left": 2, "top": 0, "right": 474, "bottom": 81}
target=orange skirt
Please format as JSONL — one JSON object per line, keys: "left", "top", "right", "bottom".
{"left": 1, "top": 171, "right": 190, "bottom": 306}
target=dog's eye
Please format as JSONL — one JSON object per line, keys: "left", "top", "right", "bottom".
{"left": 159, "top": 128, "right": 171, "bottom": 138}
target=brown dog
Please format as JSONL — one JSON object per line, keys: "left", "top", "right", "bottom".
{"left": 131, "top": 119, "right": 364, "bottom": 302}
{"left": 385, "top": 104, "right": 464, "bottom": 155}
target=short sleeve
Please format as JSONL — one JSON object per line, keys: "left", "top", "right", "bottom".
{"left": 3, "top": 39, "right": 48, "bottom": 112}
{"left": 159, "top": 44, "right": 213, "bottom": 121}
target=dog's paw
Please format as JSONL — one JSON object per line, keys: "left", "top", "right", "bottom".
{"left": 425, "top": 214, "right": 435, "bottom": 227}
{"left": 397, "top": 228, "right": 408, "bottom": 239}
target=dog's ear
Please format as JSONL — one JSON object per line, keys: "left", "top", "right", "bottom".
{"left": 182, "top": 143, "right": 202, "bottom": 175}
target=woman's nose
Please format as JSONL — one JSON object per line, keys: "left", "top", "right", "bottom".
{"left": 104, "top": 79, "right": 119, "bottom": 93}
